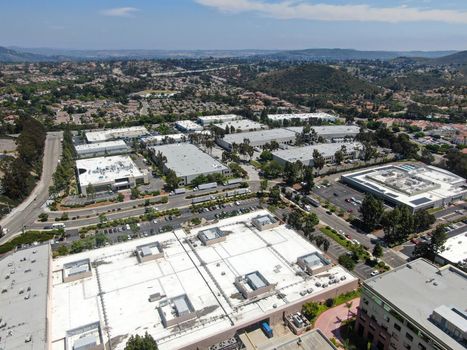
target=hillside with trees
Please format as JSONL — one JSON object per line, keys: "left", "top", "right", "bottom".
{"left": 247, "top": 63, "right": 381, "bottom": 103}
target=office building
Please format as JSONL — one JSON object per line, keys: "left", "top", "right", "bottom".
{"left": 268, "top": 113, "right": 337, "bottom": 123}
{"left": 197, "top": 114, "right": 242, "bottom": 126}
{"left": 76, "top": 155, "right": 148, "bottom": 195}
{"left": 150, "top": 143, "right": 229, "bottom": 185}
{"left": 342, "top": 163, "right": 467, "bottom": 212}
{"left": 74, "top": 140, "right": 129, "bottom": 159}
{"left": 217, "top": 128, "right": 297, "bottom": 151}
{"left": 85, "top": 126, "right": 149, "bottom": 143}
{"left": 285, "top": 125, "right": 360, "bottom": 141}
{"left": 356, "top": 259, "right": 467, "bottom": 350}
{"left": 272, "top": 142, "right": 363, "bottom": 166}
{"left": 175, "top": 120, "right": 203, "bottom": 132}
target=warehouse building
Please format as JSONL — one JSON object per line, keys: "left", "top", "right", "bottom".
{"left": 197, "top": 114, "right": 242, "bottom": 125}
{"left": 435, "top": 230, "right": 467, "bottom": 267}
{"left": 140, "top": 133, "right": 187, "bottom": 146}
{"left": 272, "top": 142, "right": 363, "bottom": 166}
{"left": 217, "top": 128, "right": 297, "bottom": 151}
{"left": 268, "top": 113, "right": 337, "bottom": 123}
{"left": 285, "top": 125, "right": 360, "bottom": 141}
{"left": 74, "top": 140, "right": 129, "bottom": 159}
{"left": 175, "top": 120, "right": 203, "bottom": 132}
{"left": 50, "top": 210, "right": 357, "bottom": 350}
{"left": 85, "top": 126, "right": 149, "bottom": 143}
{"left": 150, "top": 143, "right": 229, "bottom": 185}
{"left": 76, "top": 155, "right": 148, "bottom": 195}
{"left": 214, "top": 119, "right": 267, "bottom": 133}
{"left": 356, "top": 259, "right": 467, "bottom": 350}
{"left": 341, "top": 163, "right": 467, "bottom": 211}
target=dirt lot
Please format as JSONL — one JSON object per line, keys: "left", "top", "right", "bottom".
{"left": 0, "top": 138, "right": 17, "bottom": 154}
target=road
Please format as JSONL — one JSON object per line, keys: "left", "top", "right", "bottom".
{"left": 0, "top": 132, "right": 63, "bottom": 243}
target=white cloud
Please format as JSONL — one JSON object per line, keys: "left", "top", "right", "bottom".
{"left": 195, "top": 0, "right": 467, "bottom": 24}
{"left": 101, "top": 7, "right": 139, "bottom": 17}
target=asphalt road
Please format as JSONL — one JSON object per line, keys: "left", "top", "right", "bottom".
{"left": 0, "top": 132, "right": 63, "bottom": 243}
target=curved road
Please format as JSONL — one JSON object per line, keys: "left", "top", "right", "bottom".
{"left": 0, "top": 132, "right": 63, "bottom": 243}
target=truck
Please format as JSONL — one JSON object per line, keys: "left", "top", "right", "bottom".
{"left": 306, "top": 196, "right": 320, "bottom": 207}
{"left": 170, "top": 188, "right": 186, "bottom": 196}
{"left": 261, "top": 322, "right": 273, "bottom": 338}
{"left": 223, "top": 178, "right": 243, "bottom": 186}
{"left": 196, "top": 182, "right": 217, "bottom": 191}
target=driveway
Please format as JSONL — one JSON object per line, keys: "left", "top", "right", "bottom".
{"left": 315, "top": 297, "right": 360, "bottom": 345}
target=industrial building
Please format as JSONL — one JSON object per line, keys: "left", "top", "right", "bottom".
{"left": 85, "top": 126, "right": 149, "bottom": 143}
{"left": 214, "top": 119, "right": 267, "bottom": 133}
{"left": 150, "top": 143, "right": 229, "bottom": 185}
{"left": 197, "top": 114, "right": 242, "bottom": 126}
{"left": 175, "top": 120, "right": 204, "bottom": 132}
{"left": 74, "top": 140, "right": 129, "bottom": 159}
{"left": 140, "top": 133, "right": 187, "bottom": 146}
{"left": 285, "top": 125, "right": 360, "bottom": 141}
{"left": 268, "top": 113, "right": 337, "bottom": 123}
{"left": 356, "top": 259, "right": 467, "bottom": 350}
{"left": 0, "top": 243, "right": 51, "bottom": 350}
{"left": 50, "top": 210, "right": 357, "bottom": 350}
{"left": 217, "top": 128, "right": 297, "bottom": 151}
{"left": 272, "top": 142, "right": 363, "bottom": 166}
{"left": 435, "top": 229, "right": 467, "bottom": 267}
{"left": 341, "top": 163, "right": 467, "bottom": 211}
{"left": 76, "top": 155, "right": 148, "bottom": 195}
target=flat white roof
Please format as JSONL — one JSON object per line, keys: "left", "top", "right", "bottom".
{"left": 216, "top": 119, "right": 266, "bottom": 131}
{"left": 268, "top": 113, "right": 337, "bottom": 121}
{"left": 76, "top": 155, "right": 144, "bottom": 188}
{"left": 285, "top": 125, "right": 360, "bottom": 137}
{"left": 221, "top": 128, "right": 296, "bottom": 145}
{"left": 272, "top": 142, "right": 362, "bottom": 163}
{"left": 342, "top": 163, "right": 467, "bottom": 209}
{"left": 198, "top": 114, "right": 241, "bottom": 123}
{"left": 438, "top": 231, "right": 467, "bottom": 265}
{"left": 150, "top": 143, "right": 228, "bottom": 178}
{"left": 50, "top": 210, "right": 356, "bottom": 350}
{"left": 0, "top": 244, "right": 50, "bottom": 350}
{"left": 85, "top": 126, "right": 149, "bottom": 143}
{"left": 175, "top": 120, "right": 203, "bottom": 131}
{"left": 75, "top": 140, "right": 128, "bottom": 154}
{"left": 140, "top": 133, "right": 186, "bottom": 145}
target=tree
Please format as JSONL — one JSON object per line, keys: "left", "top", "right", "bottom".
{"left": 125, "top": 332, "right": 158, "bottom": 350}
{"left": 381, "top": 205, "right": 414, "bottom": 245}
{"left": 165, "top": 169, "right": 180, "bottom": 191}
{"left": 372, "top": 243, "right": 383, "bottom": 258}
{"left": 86, "top": 184, "right": 96, "bottom": 199}
{"left": 260, "top": 179, "right": 268, "bottom": 192}
{"left": 334, "top": 150, "right": 344, "bottom": 165}
{"left": 414, "top": 210, "right": 436, "bottom": 233}
{"left": 338, "top": 254, "right": 356, "bottom": 271}
{"left": 420, "top": 148, "right": 435, "bottom": 165}
{"left": 263, "top": 160, "right": 283, "bottom": 179}
{"left": 322, "top": 238, "right": 330, "bottom": 252}
{"left": 312, "top": 149, "right": 325, "bottom": 174}
{"left": 359, "top": 194, "right": 384, "bottom": 232}
{"left": 303, "top": 213, "right": 319, "bottom": 235}
{"left": 269, "top": 186, "right": 281, "bottom": 204}
{"left": 302, "top": 302, "right": 320, "bottom": 321}
{"left": 259, "top": 150, "right": 273, "bottom": 162}
{"left": 362, "top": 141, "right": 377, "bottom": 161}
{"left": 302, "top": 167, "right": 315, "bottom": 194}
{"left": 413, "top": 225, "right": 447, "bottom": 261}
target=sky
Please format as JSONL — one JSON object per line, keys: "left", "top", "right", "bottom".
{"left": 1, "top": 0, "right": 467, "bottom": 51}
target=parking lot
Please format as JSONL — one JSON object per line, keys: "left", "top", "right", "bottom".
{"left": 61, "top": 198, "right": 261, "bottom": 245}
{"left": 313, "top": 181, "right": 366, "bottom": 216}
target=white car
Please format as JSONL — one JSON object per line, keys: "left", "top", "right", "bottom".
{"left": 370, "top": 270, "right": 379, "bottom": 277}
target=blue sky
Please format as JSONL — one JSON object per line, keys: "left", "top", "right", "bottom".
{"left": 1, "top": 0, "right": 466, "bottom": 50}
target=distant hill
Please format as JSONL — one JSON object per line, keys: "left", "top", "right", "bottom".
{"left": 248, "top": 63, "right": 380, "bottom": 101}
{"left": 258, "top": 48, "right": 456, "bottom": 61}
{"left": 432, "top": 50, "right": 467, "bottom": 65}
{"left": 0, "top": 46, "right": 57, "bottom": 62}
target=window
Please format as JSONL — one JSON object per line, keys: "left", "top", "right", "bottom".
{"left": 394, "top": 323, "right": 401, "bottom": 331}
{"left": 418, "top": 343, "right": 426, "bottom": 350}
{"left": 407, "top": 322, "right": 419, "bottom": 335}
{"left": 403, "top": 344, "right": 411, "bottom": 350}
{"left": 406, "top": 332, "right": 414, "bottom": 341}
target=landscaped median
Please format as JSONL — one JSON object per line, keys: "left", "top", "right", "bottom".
{"left": 0, "top": 230, "right": 61, "bottom": 254}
